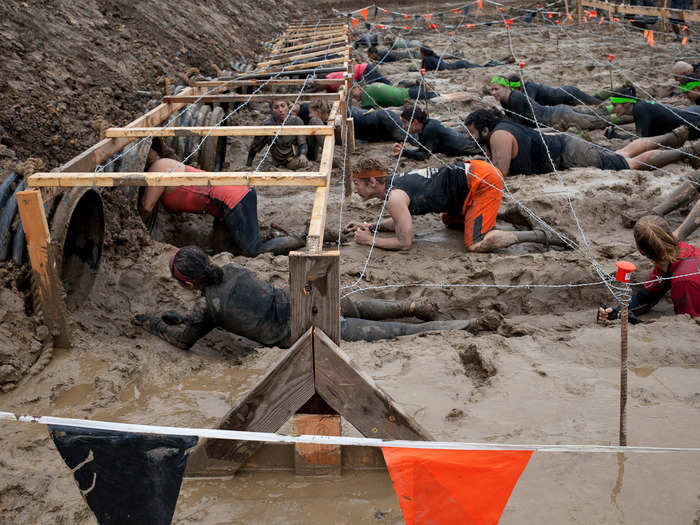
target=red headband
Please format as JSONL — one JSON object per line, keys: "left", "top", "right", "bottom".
{"left": 169, "top": 251, "right": 203, "bottom": 286}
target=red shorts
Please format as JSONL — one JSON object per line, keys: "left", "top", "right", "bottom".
{"left": 441, "top": 160, "right": 504, "bottom": 248}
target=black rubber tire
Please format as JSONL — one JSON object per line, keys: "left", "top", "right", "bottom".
{"left": 0, "top": 172, "right": 19, "bottom": 209}
{"left": 200, "top": 106, "right": 225, "bottom": 172}
{"left": 0, "top": 180, "right": 25, "bottom": 261}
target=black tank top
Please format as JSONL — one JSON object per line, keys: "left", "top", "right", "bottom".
{"left": 493, "top": 120, "right": 564, "bottom": 175}
{"left": 390, "top": 164, "right": 468, "bottom": 216}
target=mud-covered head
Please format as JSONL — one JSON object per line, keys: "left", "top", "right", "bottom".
{"left": 170, "top": 246, "right": 223, "bottom": 289}
{"left": 419, "top": 46, "right": 435, "bottom": 58}
{"left": 367, "top": 46, "right": 379, "bottom": 61}
{"left": 269, "top": 98, "right": 290, "bottom": 123}
{"left": 351, "top": 157, "right": 389, "bottom": 200}
{"left": 609, "top": 86, "right": 638, "bottom": 117}
{"left": 401, "top": 104, "right": 427, "bottom": 133}
{"left": 309, "top": 99, "right": 330, "bottom": 121}
{"left": 464, "top": 109, "right": 504, "bottom": 146}
{"left": 633, "top": 215, "right": 680, "bottom": 266}
{"left": 489, "top": 75, "right": 513, "bottom": 102}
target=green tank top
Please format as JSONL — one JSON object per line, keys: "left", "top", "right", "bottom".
{"left": 361, "top": 84, "right": 410, "bottom": 108}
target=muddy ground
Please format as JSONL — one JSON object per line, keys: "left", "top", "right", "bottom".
{"left": 2, "top": 1, "right": 700, "bottom": 524}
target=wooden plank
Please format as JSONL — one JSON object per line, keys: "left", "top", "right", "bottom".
{"left": 293, "top": 414, "right": 342, "bottom": 476}
{"left": 314, "top": 329, "right": 434, "bottom": 441}
{"left": 306, "top": 135, "right": 335, "bottom": 253}
{"left": 270, "top": 37, "right": 348, "bottom": 55}
{"left": 256, "top": 46, "right": 348, "bottom": 68}
{"left": 327, "top": 99, "right": 341, "bottom": 125}
{"left": 16, "top": 190, "right": 71, "bottom": 348}
{"left": 27, "top": 171, "right": 327, "bottom": 188}
{"left": 161, "top": 93, "right": 339, "bottom": 103}
{"left": 105, "top": 125, "right": 335, "bottom": 138}
{"left": 580, "top": 0, "right": 700, "bottom": 22}
{"left": 203, "top": 329, "right": 315, "bottom": 464}
{"left": 347, "top": 117, "right": 356, "bottom": 153}
{"left": 269, "top": 41, "right": 349, "bottom": 59}
{"left": 229, "top": 66, "right": 348, "bottom": 80}
{"left": 194, "top": 78, "right": 349, "bottom": 87}
{"left": 289, "top": 251, "right": 340, "bottom": 343}
{"left": 57, "top": 86, "right": 201, "bottom": 174}
{"left": 282, "top": 31, "right": 348, "bottom": 44}
{"left": 344, "top": 117, "right": 354, "bottom": 197}
{"left": 257, "top": 56, "right": 348, "bottom": 73}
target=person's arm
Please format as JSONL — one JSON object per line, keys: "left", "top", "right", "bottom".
{"left": 134, "top": 297, "right": 213, "bottom": 350}
{"left": 489, "top": 130, "right": 514, "bottom": 176}
{"left": 247, "top": 135, "right": 270, "bottom": 166}
{"left": 354, "top": 191, "right": 413, "bottom": 250}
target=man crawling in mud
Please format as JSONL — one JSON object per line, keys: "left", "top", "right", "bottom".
{"left": 133, "top": 246, "right": 502, "bottom": 348}
{"left": 344, "top": 157, "right": 570, "bottom": 252}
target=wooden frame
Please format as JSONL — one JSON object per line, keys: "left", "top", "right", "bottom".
{"left": 105, "top": 125, "right": 335, "bottom": 138}
{"left": 579, "top": 0, "right": 700, "bottom": 23}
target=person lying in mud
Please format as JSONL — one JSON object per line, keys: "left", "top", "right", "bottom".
{"left": 607, "top": 92, "right": 700, "bottom": 140}
{"left": 597, "top": 215, "right": 700, "bottom": 323}
{"left": 352, "top": 82, "right": 439, "bottom": 109}
{"left": 489, "top": 76, "right": 611, "bottom": 132}
{"left": 420, "top": 47, "right": 511, "bottom": 72}
{"left": 353, "top": 31, "right": 381, "bottom": 48}
{"left": 621, "top": 170, "right": 700, "bottom": 241}
{"left": 139, "top": 139, "right": 304, "bottom": 257}
{"left": 321, "top": 62, "right": 391, "bottom": 93}
{"left": 392, "top": 106, "right": 481, "bottom": 160}
{"left": 367, "top": 45, "right": 420, "bottom": 63}
{"left": 383, "top": 34, "right": 422, "bottom": 49}
{"left": 672, "top": 61, "right": 700, "bottom": 103}
{"left": 344, "top": 157, "right": 569, "bottom": 252}
{"left": 133, "top": 246, "right": 502, "bottom": 348}
{"left": 464, "top": 109, "right": 700, "bottom": 176}
{"left": 506, "top": 75, "right": 616, "bottom": 106}
{"left": 350, "top": 107, "right": 407, "bottom": 142}
{"left": 246, "top": 98, "right": 309, "bottom": 170}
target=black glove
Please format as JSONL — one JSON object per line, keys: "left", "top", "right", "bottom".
{"left": 597, "top": 304, "right": 621, "bottom": 323}
{"left": 161, "top": 310, "right": 184, "bottom": 325}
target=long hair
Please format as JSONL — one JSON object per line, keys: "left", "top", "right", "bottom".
{"left": 170, "top": 246, "right": 224, "bottom": 287}
{"left": 633, "top": 215, "right": 679, "bottom": 265}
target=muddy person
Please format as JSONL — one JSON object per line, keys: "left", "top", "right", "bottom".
{"left": 392, "top": 106, "right": 481, "bottom": 160}
{"left": 621, "top": 170, "right": 700, "bottom": 241}
{"left": 464, "top": 109, "right": 700, "bottom": 176}
{"left": 607, "top": 91, "right": 700, "bottom": 139}
{"left": 367, "top": 45, "right": 419, "bottom": 63}
{"left": 420, "top": 46, "right": 511, "bottom": 72}
{"left": 246, "top": 98, "right": 309, "bottom": 170}
{"left": 133, "top": 246, "right": 502, "bottom": 348}
{"left": 352, "top": 83, "right": 472, "bottom": 110}
{"left": 139, "top": 139, "right": 304, "bottom": 257}
{"left": 597, "top": 215, "right": 700, "bottom": 323}
{"left": 671, "top": 61, "right": 700, "bottom": 103}
{"left": 489, "top": 76, "right": 611, "bottom": 132}
{"left": 321, "top": 62, "right": 392, "bottom": 93}
{"left": 345, "top": 157, "right": 570, "bottom": 252}
{"left": 350, "top": 107, "right": 406, "bottom": 142}
{"left": 506, "top": 75, "right": 613, "bottom": 107}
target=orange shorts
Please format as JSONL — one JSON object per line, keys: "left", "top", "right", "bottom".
{"left": 441, "top": 160, "right": 504, "bottom": 248}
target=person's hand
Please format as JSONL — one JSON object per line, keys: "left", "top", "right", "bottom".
{"left": 392, "top": 143, "right": 403, "bottom": 157}
{"left": 596, "top": 306, "right": 619, "bottom": 324}
{"left": 354, "top": 224, "right": 374, "bottom": 245}
{"left": 344, "top": 221, "right": 372, "bottom": 233}
{"left": 298, "top": 154, "right": 308, "bottom": 164}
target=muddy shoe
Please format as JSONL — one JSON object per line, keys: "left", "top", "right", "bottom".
{"left": 407, "top": 298, "right": 439, "bottom": 321}
{"left": 681, "top": 138, "right": 700, "bottom": 168}
{"left": 467, "top": 311, "right": 504, "bottom": 334}
{"left": 668, "top": 125, "right": 690, "bottom": 148}
{"left": 620, "top": 208, "right": 650, "bottom": 228}
{"left": 534, "top": 227, "right": 574, "bottom": 250}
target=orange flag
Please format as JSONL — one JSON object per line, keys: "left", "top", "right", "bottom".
{"left": 477, "top": 0, "right": 483, "bottom": 8}
{"left": 382, "top": 448, "right": 533, "bottom": 525}
{"left": 648, "top": 30, "right": 654, "bottom": 46}
{"left": 643, "top": 29, "right": 649, "bottom": 38}
{"left": 682, "top": 35, "right": 688, "bottom": 45}
{"left": 360, "top": 7, "right": 368, "bottom": 21}
{"left": 352, "top": 17, "right": 359, "bottom": 29}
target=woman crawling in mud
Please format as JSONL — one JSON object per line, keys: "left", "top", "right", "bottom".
{"left": 598, "top": 215, "right": 700, "bottom": 324}
{"left": 133, "top": 246, "right": 502, "bottom": 349}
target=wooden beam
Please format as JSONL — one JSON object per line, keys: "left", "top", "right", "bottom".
{"left": 230, "top": 66, "right": 348, "bottom": 80}
{"left": 293, "top": 413, "right": 341, "bottom": 476}
{"left": 161, "top": 93, "right": 340, "bottom": 103}
{"left": 344, "top": 117, "right": 354, "bottom": 197}
{"left": 57, "top": 86, "right": 201, "bottom": 174}
{"left": 289, "top": 251, "right": 340, "bottom": 343}
{"left": 16, "top": 190, "right": 71, "bottom": 348}
{"left": 579, "top": 0, "right": 700, "bottom": 22}
{"left": 313, "top": 329, "right": 434, "bottom": 441}
{"left": 270, "top": 37, "right": 348, "bottom": 55}
{"left": 306, "top": 135, "right": 335, "bottom": 253}
{"left": 105, "top": 125, "right": 335, "bottom": 138}
{"left": 282, "top": 31, "right": 347, "bottom": 44}
{"left": 203, "top": 328, "right": 315, "bottom": 464}
{"left": 27, "top": 171, "right": 327, "bottom": 188}
{"left": 256, "top": 56, "right": 348, "bottom": 74}
{"left": 194, "top": 78, "right": 350, "bottom": 88}
{"left": 269, "top": 41, "right": 349, "bottom": 59}
{"left": 256, "top": 46, "right": 348, "bottom": 68}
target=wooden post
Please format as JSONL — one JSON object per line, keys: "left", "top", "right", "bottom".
{"left": 290, "top": 250, "right": 341, "bottom": 475}
{"left": 577, "top": 1, "right": 583, "bottom": 25}
{"left": 16, "top": 190, "right": 71, "bottom": 348}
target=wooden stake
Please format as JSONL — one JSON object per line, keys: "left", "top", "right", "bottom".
{"left": 619, "top": 303, "right": 629, "bottom": 446}
{"left": 16, "top": 190, "right": 71, "bottom": 348}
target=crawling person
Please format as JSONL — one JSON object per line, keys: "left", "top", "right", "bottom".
{"left": 392, "top": 106, "right": 481, "bottom": 160}
{"left": 672, "top": 61, "right": 700, "bottom": 103}
{"left": 344, "top": 157, "right": 570, "bottom": 252}
{"left": 352, "top": 83, "right": 470, "bottom": 109}
{"left": 247, "top": 98, "right": 309, "bottom": 170}
{"left": 420, "top": 47, "right": 511, "bottom": 72}
{"left": 464, "top": 109, "right": 700, "bottom": 176}
{"left": 140, "top": 139, "right": 304, "bottom": 257}
{"left": 350, "top": 107, "right": 406, "bottom": 142}
{"left": 321, "top": 62, "right": 392, "bottom": 93}
{"left": 489, "top": 76, "right": 610, "bottom": 131}
{"left": 597, "top": 215, "right": 700, "bottom": 323}
{"left": 507, "top": 75, "right": 620, "bottom": 106}
{"left": 367, "top": 45, "right": 419, "bottom": 63}
{"left": 133, "top": 246, "right": 502, "bottom": 348}
{"left": 607, "top": 92, "right": 700, "bottom": 140}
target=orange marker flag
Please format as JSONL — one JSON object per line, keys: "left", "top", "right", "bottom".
{"left": 643, "top": 29, "right": 649, "bottom": 38}
{"left": 360, "top": 7, "right": 368, "bottom": 21}
{"left": 404, "top": 14, "right": 410, "bottom": 19}
{"left": 682, "top": 35, "right": 688, "bottom": 45}
{"left": 477, "top": 0, "right": 483, "bottom": 9}
{"left": 648, "top": 30, "right": 654, "bottom": 46}
{"left": 382, "top": 448, "right": 533, "bottom": 525}
{"left": 567, "top": 12, "right": 574, "bottom": 20}
{"left": 352, "top": 17, "right": 359, "bottom": 29}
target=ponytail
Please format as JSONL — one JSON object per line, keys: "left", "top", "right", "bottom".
{"left": 633, "top": 215, "right": 679, "bottom": 266}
